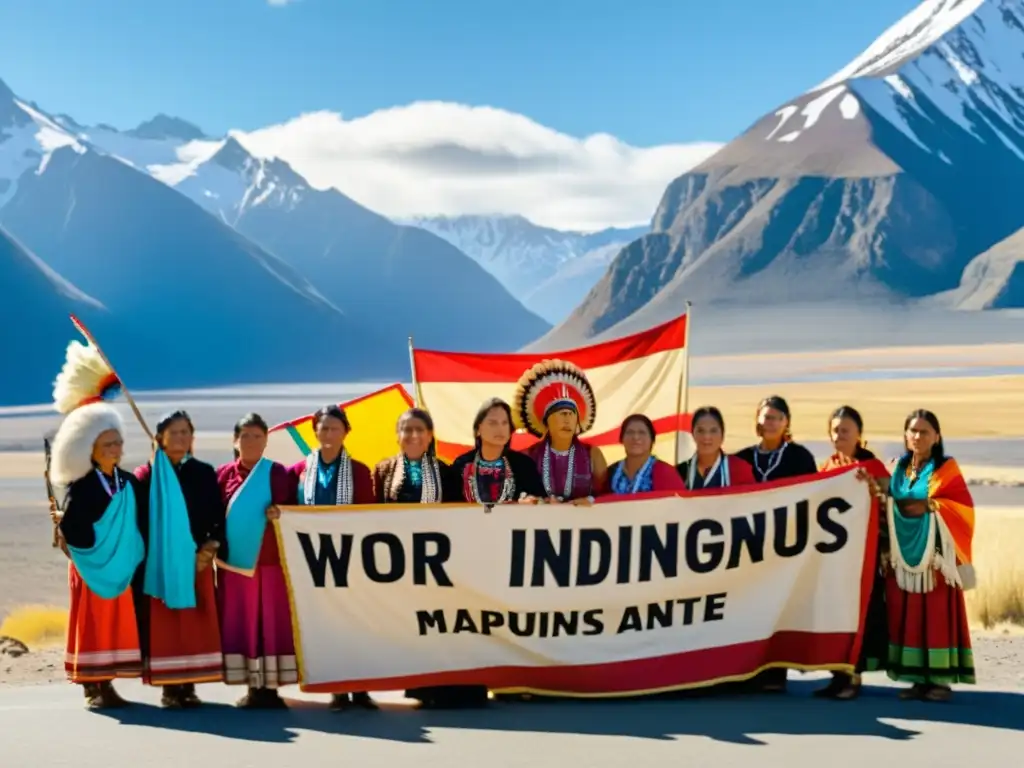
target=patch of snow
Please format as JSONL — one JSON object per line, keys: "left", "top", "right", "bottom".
{"left": 762, "top": 86, "right": 850, "bottom": 143}
{"left": 0, "top": 101, "right": 87, "bottom": 207}
{"left": 839, "top": 93, "right": 861, "bottom": 119}
{"left": 884, "top": 74, "right": 914, "bottom": 99}
{"left": 813, "top": 0, "right": 986, "bottom": 91}
{"left": 938, "top": 40, "right": 979, "bottom": 86}
{"left": 843, "top": 0, "right": 1024, "bottom": 163}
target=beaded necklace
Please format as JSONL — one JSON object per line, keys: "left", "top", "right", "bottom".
{"left": 753, "top": 443, "right": 787, "bottom": 482}
{"left": 467, "top": 453, "right": 515, "bottom": 504}
{"left": 541, "top": 440, "right": 576, "bottom": 500}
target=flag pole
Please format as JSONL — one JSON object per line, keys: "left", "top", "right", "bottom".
{"left": 674, "top": 301, "right": 693, "bottom": 464}
{"left": 407, "top": 335, "right": 421, "bottom": 407}
{"left": 69, "top": 315, "right": 154, "bottom": 442}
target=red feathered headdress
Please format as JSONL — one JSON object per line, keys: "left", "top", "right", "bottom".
{"left": 512, "top": 359, "right": 596, "bottom": 438}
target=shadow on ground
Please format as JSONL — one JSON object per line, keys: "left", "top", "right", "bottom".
{"left": 93, "top": 680, "right": 1024, "bottom": 745}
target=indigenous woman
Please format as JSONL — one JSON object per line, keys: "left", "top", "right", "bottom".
{"left": 373, "top": 408, "right": 484, "bottom": 709}
{"left": 51, "top": 381, "right": 145, "bottom": 709}
{"left": 133, "top": 410, "right": 225, "bottom": 708}
{"left": 288, "top": 404, "right": 378, "bottom": 712}
{"left": 451, "top": 398, "right": 546, "bottom": 504}
{"left": 216, "top": 413, "right": 298, "bottom": 709}
{"left": 372, "top": 408, "right": 456, "bottom": 505}
{"left": 734, "top": 395, "right": 818, "bottom": 484}
{"left": 512, "top": 360, "right": 607, "bottom": 503}
{"left": 606, "top": 415, "right": 686, "bottom": 494}
{"left": 676, "top": 406, "right": 756, "bottom": 490}
{"left": 734, "top": 395, "right": 817, "bottom": 693}
{"left": 815, "top": 405, "right": 889, "bottom": 700}
{"left": 874, "top": 409, "right": 975, "bottom": 701}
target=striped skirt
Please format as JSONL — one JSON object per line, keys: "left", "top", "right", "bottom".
{"left": 65, "top": 563, "right": 142, "bottom": 683}
{"left": 885, "top": 569, "right": 975, "bottom": 686}
{"left": 218, "top": 565, "right": 298, "bottom": 689}
{"left": 143, "top": 567, "right": 223, "bottom": 686}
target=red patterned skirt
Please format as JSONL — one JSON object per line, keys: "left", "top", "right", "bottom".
{"left": 65, "top": 563, "right": 142, "bottom": 683}
{"left": 885, "top": 570, "right": 975, "bottom": 685}
{"left": 143, "top": 567, "right": 223, "bottom": 686}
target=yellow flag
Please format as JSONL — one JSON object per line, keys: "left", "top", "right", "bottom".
{"left": 266, "top": 384, "right": 414, "bottom": 468}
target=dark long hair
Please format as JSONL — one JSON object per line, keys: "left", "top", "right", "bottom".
{"left": 398, "top": 407, "right": 437, "bottom": 457}
{"left": 903, "top": 408, "right": 945, "bottom": 464}
{"left": 691, "top": 406, "right": 725, "bottom": 434}
{"left": 829, "top": 405, "right": 863, "bottom": 435}
{"left": 473, "top": 398, "right": 514, "bottom": 452}
{"left": 618, "top": 413, "right": 656, "bottom": 442}
{"left": 232, "top": 412, "right": 269, "bottom": 460}
{"left": 313, "top": 404, "right": 351, "bottom": 432}
{"left": 155, "top": 409, "right": 194, "bottom": 448}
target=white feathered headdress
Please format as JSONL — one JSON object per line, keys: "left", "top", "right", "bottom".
{"left": 53, "top": 339, "right": 121, "bottom": 415}
{"left": 50, "top": 403, "right": 124, "bottom": 487}
{"left": 49, "top": 336, "right": 125, "bottom": 487}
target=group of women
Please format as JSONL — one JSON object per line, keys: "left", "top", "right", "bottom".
{"left": 48, "top": 357, "right": 976, "bottom": 712}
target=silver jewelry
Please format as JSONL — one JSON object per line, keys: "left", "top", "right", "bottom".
{"left": 753, "top": 443, "right": 787, "bottom": 482}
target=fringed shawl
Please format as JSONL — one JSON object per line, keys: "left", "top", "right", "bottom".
{"left": 888, "top": 455, "right": 975, "bottom": 593}
{"left": 300, "top": 449, "right": 353, "bottom": 506}
{"left": 379, "top": 454, "right": 442, "bottom": 503}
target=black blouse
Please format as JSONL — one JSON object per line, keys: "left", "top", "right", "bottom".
{"left": 59, "top": 468, "right": 144, "bottom": 549}
{"left": 134, "top": 457, "right": 226, "bottom": 556}
{"left": 734, "top": 442, "right": 818, "bottom": 483}
{"left": 450, "top": 449, "right": 546, "bottom": 503}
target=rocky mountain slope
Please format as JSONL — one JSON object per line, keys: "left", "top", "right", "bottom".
{"left": 61, "top": 124, "right": 550, "bottom": 351}
{"left": 548, "top": 0, "right": 1024, "bottom": 343}
{"left": 0, "top": 85, "right": 404, "bottom": 402}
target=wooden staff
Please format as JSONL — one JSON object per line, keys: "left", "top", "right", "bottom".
{"left": 43, "top": 436, "right": 60, "bottom": 548}
{"left": 70, "top": 314, "right": 154, "bottom": 442}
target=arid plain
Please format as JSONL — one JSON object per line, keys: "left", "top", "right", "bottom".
{"left": 0, "top": 336, "right": 1022, "bottom": 764}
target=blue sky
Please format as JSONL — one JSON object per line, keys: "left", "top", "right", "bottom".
{"left": 0, "top": 0, "right": 921, "bottom": 146}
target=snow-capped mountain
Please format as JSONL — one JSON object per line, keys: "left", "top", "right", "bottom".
{"left": 0, "top": 78, "right": 407, "bottom": 403}
{"left": 547, "top": 0, "right": 1024, "bottom": 344}
{"left": 52, "top": 122, "right": 550, "bottom": 351}
{"left": 0, "top": 80, "right": 87, "bottom": 209}
{"left": 406, "top": 214, "right": 648, "bottom": 323}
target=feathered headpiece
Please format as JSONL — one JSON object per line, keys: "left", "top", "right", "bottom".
{"left": 53, "top": 338, "right": 121, "bottom": 415}
{"left": 512, "top": 359, "right": 596, "bottom": 438}
{"left": 48, "top": 332, "right": 125, "bottom": 487}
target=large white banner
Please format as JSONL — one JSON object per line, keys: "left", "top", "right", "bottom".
{"left": 276, "top": 467, "right": 877, "bottom": 696}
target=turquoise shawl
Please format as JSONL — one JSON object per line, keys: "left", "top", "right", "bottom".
{"left": 222, "top": 457, "right": 273, "bottom": 573}
{"left": 888, "top": 456, "right": 935, "bottom": 568}
{"left": 67, "top": 481, "right": 145, "bottom": 599}
{"left": 143, "top": 449, "right": 197, "bottom": 609}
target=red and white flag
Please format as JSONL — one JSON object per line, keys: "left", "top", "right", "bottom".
{"left": 411, "top": 314, "right": 692, "bottom": 464}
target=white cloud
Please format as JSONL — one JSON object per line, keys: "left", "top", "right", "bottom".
{"left": 267, "top": 0, "right": 298, "bottom": 6}
{"left": 232, "top": 102, "right": 722, "bottom": 231}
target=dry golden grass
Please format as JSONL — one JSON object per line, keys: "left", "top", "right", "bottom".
{"left": 692, "top": 374, "right": 1024, "bottom": 449}
{"left": 0, "top": 604, "right": 67, "bottom": 648}
{"left": 968, "top": 508, "right": 1024, "bottom": 629}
